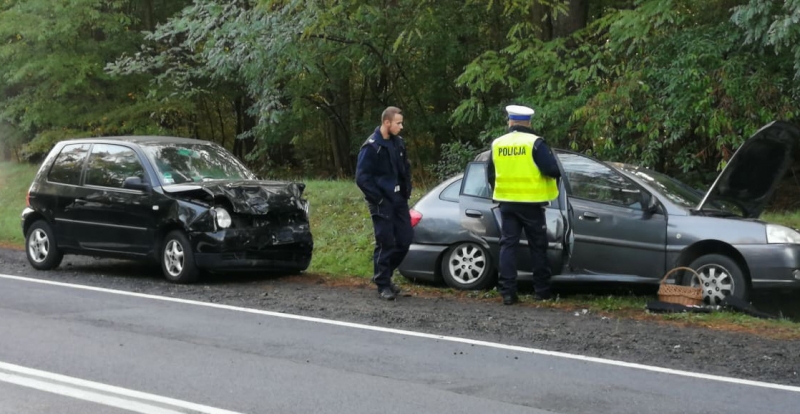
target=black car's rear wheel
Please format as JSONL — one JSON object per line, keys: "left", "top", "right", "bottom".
{"left": 440, "top": 242, "right": 495, "bottom": 290}
{"left": 683, "top": 254, "right": 748, "bottom": 305}
{"left": 161, "top": 230, "right": 199, "bottom": 283}
{"left": 25, "top": 220, "right": 63, "bottom": 270}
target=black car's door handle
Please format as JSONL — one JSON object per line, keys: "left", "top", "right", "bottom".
{"left": 581, "top": 211, "right": 600, "bottom": 221}
{"left": 74, "top": 198, "right": 88, "bottom": 205}
{"left": 465, "top": 209, "right": 483, "bottom": 218}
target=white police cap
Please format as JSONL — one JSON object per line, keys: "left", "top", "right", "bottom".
{"left": 506, "top": 105, "right": 534, "bottom": 121}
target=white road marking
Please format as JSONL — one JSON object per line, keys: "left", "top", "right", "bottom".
{"left": 0, "top": 371, "right": 182, "bottom": 414}
{"left": 2, "top": 273, "right": 799, "bottom": 394}
{"left": 0, "top": 361, "right": 244, "bottom": 414}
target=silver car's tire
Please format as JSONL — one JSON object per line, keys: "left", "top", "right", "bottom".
{"left": 684, "top": 254, "right": 748, "bottom": 305}
{"left": 160, "top": 230, "right": 199, "bottom": 283}
{"left": 440, "top": 242, "right": 495, "bottom": 290}
{"left": 25, "top": 220, "right": 63, "bottom": 270}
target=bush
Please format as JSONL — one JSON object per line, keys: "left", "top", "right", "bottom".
{"left": 431, "top": 141, "right": 479, "bottom": 181}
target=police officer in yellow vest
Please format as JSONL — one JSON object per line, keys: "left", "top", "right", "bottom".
{"left": 487, "top": 105, "right": 561, "bottom": 305}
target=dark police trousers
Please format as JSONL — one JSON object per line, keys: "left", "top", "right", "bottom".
{"left": 498, "top": 202, "right": 551, "bottom": 296}
{"left": 368, "top": 194, "right": 413, "bottom": 291}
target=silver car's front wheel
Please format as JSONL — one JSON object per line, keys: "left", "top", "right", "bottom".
{"left": 441, "top": 242, "right": 495, "bottom": 290}
{"left": 689, "top": 265, "right": 735, "bottom": 305}
{"left": 686, "top": 254, "right": 748, "bottom": 304}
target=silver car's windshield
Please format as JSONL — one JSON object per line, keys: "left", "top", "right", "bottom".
{"left": 142, "top": 143, "right": 256, "bottom": 185}
{"left": 628, "top": 168, "right": 737, "bottom": 213}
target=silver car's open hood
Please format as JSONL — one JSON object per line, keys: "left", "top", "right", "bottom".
{"left": 697, "top": 121, "right": 800, "bottom": 218}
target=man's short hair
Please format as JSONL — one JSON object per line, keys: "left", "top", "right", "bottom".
{"left": 381, "top": 106, "right": 402, "bottom": 123}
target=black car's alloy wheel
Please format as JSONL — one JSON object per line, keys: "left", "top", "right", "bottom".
{"left": 440, "top": 242, "right": 495, "bottom": 290}
{"left": 161, "top": 230, "right": 199, "bottom": 283}
{"left": 25, "top": 220, "right": 63, "bottom": 270}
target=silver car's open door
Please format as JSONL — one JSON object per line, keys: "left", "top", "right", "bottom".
{"left": 458, "top": 161, "right": 571, "bottom": 276}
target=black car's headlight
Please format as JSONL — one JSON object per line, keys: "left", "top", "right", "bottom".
{"left": 211, "top": 207, "right": 232, "bottom": 229}
{"left": 766, "top": 224, "right": 800, "bottom": 244}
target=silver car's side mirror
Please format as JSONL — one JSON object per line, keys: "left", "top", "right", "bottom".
{"left": 642, "top": 191, "right": 658, "bottom": 214}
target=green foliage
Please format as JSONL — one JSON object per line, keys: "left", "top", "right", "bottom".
{"left": 732, "top": 0, "right": 800, "bottom": 77}
{"left": 0, "top": 0, "right": 195, "bottom": 160}
{"left": 3, "top": 0, "right": 800, "bottom": 187}
{"left": 431, "top": 141, "right": 479, "bottom": 181}
{"left": 454, "top": 0, "right": 798, "bottom": 182}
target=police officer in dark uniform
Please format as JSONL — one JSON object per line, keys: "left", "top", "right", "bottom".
{"left": 355, "top": 106, "right": 413, "bottom": 301}
{"left": 487, "top": 105, "right": 561, "bottom": 305}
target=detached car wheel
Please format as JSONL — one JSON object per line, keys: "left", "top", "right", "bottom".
{"left": 25, "top": 220, "right": 63, "bottom": 270}
{"left": 684, "top": 254, "right": 748, "bottom": 305}
{"left": 161, "top": 230, "right": 199, "bottom": 283}
{"left": 440, "top": 242, "right": 495, "bottom": 290}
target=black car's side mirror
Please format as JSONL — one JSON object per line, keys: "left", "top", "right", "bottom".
{"left": 123, "top": 176, "right": 151, "bottom": 192}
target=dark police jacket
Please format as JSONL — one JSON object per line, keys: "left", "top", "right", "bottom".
{"left": 355, "top": 127, "right": 412, "bottom": 206}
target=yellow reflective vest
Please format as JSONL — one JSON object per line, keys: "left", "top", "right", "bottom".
{"left": 491, "top": 131, "right": 559, "bottom": 203}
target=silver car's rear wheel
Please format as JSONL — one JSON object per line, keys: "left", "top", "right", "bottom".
{"left": 441, "top": 242, "right": 495, "bottom": 290}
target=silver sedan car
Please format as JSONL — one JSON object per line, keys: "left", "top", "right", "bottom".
{"left": 398, "top": 121, "right": 800, "bottom": 304}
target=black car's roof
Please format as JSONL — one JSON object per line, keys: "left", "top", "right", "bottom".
{"left": 59, "top": 136, "right": 212, "bottom": 146}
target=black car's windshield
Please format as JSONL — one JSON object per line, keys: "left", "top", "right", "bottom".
{"left": 142, "top": 143, "right": 256, "bottom": 185}
{"left": 629, "top": 168, "right": 739, "bottom": 215}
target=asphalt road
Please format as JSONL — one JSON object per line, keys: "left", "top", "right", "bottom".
{"left": 1, "top": 274, "right": 798, "bottom": 413}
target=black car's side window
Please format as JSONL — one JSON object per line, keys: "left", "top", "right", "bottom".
{"left": 47, "top": 144, "right": 91, "bottom": 185}
{"left": 557, "top": 152, "right": 642, "bottom": 209}
{"left": 85, "top": 144, "right": 145, "bottom": 189}
{"left": 460, "top": 162, "right": 492, "bottom": 199}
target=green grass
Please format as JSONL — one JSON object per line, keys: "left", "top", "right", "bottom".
{"left": 303, "top": 180, "right": 428, "bottom": 278}
{"left": 302, "top": 180, "right": 376, "bottom": 278}
{"left": 0, "top": 162, "right": 38, "bottom": 248}
{"left": 762, "top": 211, "right": 800, "bottom": 229}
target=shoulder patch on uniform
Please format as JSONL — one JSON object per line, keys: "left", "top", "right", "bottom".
{"left": 368, "top": 138, "right": 375, "bottom": 143}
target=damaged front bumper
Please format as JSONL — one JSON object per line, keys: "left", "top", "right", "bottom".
{"left": 191, "top": 224, "right": 313, "bottom": 272}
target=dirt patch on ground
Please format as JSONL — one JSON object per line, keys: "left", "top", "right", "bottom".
{"left": 1, "top": 247, "right": 799, "bottom": 386}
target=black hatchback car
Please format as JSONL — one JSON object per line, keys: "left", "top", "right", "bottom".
{"left": 21, "top": 136, "right": 313, "bottom": 283}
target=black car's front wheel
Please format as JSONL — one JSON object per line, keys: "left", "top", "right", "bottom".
{"left": 25, "top": 220, "right": 63, "bottom": 270}
{"left": 684, "top": 254, "right": 749, "bottom": 305}
{"left": 161, "top": 230, "right": 199, "bottom": 283}
{"left": 440, "top": 242, "right": 495, "bottom": 290}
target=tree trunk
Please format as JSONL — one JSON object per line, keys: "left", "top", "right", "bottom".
{"left": 216, "top": 100, "right": 227, "bottom": 147}
{"left": 551, "top": 0, "right": 589, "bottom": 38}
{"left": 532, "top": 1, "right": 553, "bottom": 41}
{"left": 323, "top": 76, "right": 355, "bottom": 177}
{"left": 144, "top": 0, "right": 155, "bottom": 31}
